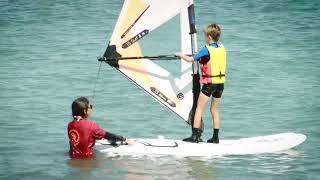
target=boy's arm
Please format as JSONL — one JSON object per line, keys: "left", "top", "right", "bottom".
{"left": 175, "top": 52, "right": 195, "bottom": 63}
{"left": 175, "top": 47, "right": 209, "bottom": 63}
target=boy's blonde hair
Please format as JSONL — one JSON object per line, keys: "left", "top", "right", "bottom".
{"left": 204, "top": 24, "right": 221, "bottom": 42}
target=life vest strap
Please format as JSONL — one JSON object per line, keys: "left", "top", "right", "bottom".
{"left": 202, "top": 72, "right": 226, "bottom": 79}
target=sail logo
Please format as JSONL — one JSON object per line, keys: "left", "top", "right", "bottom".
{"left": 177, "top": 93, "right": 184, "bottom": 100}
{"left": 150, "top": 87, "right": 176, "bottom": 108}
{"left": 122, "top": 29, "right": 149, "bottom": 48}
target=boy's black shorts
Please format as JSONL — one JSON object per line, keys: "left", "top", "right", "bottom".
{"left": 201, "top": 83, "right": 224, "bottom": 98}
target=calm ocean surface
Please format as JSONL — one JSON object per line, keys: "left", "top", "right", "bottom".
{"left": 1, "top": 0, "right": 319, "bottom": 179}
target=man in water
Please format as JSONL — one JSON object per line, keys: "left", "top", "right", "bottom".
{"left": 67, "top": 97, "right": 134, "bottom": 158}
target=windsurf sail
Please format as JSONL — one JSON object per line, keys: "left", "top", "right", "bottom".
{"left": 100, "top": 0, "right": 201, "bottom": 125}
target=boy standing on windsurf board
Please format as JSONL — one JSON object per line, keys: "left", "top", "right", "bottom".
{"left": 175, "top": 24, "right": 226, "bottom": 143}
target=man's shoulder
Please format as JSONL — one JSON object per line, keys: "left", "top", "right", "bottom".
{"left": 87, "top": 120, "right": 103, "bottom": 130}
{"left": 67, "top": 120, "right": 75, "bottom": 127}
{"left": 68, "top": 119, "right": 97, "bottom": 127}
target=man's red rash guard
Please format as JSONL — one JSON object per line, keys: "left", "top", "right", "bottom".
{"left": 67, "top": 119, "right": 106, "bottom": 158}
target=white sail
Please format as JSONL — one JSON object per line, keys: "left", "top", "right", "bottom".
{"left": 103, "top": 0, "right": 196, "bottom": 122}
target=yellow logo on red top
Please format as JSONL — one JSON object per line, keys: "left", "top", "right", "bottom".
{"left": 69, "top": 129, "right": 80, "bottom": 146}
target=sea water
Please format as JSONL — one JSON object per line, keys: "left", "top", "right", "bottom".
{"left": 0, "top": 0, "right": 319, "bottom": 179}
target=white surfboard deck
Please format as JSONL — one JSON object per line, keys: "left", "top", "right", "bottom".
{"left": 95, "top": 133, "right": 306, "bottom": 157}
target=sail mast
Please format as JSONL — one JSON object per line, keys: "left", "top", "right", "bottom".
{"left": 187, "top": 2, "right": 204, "bottom": 130}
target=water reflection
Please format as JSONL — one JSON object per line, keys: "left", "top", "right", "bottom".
{"left": 65, "top": 149, "right": 304, "bottom": 179}
{"left": 95, "top": 154, "right": 220, "bottom": 179}
{"left": 67, "top": 158, "right": 99, "bottom": 169}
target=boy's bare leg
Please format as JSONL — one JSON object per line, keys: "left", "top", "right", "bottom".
{"left": 207, "top": 97, "right": 220, "bottom": 143}
{"left": 210, "top": 98, "right": 220, "bottom": 129}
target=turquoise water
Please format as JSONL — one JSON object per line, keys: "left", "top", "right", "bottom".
{"left": 1, "top": 0, "right": 319, "bottom": 179}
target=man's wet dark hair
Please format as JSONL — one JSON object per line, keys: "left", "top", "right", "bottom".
{"left": 72, "top": 97, "right": 90, "bottom": 117}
